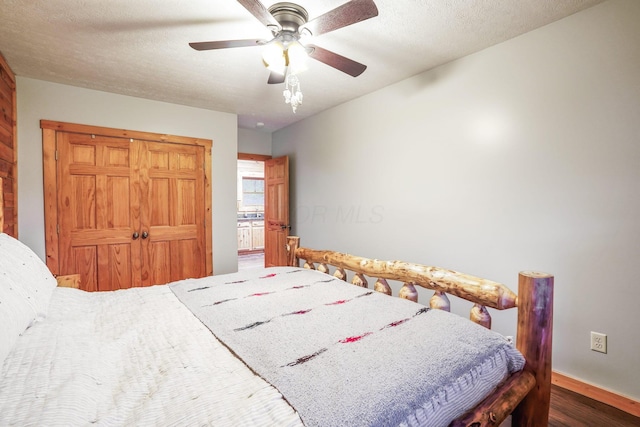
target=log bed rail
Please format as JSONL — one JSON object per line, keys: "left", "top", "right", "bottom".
{"left": 286, "top": 236, "right": 554, "bottom": 427}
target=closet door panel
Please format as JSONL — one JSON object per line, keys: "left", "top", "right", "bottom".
{"left": 141, "top": 141, "right": 206, "bottom": 285}
{"left": 106, "top": 176, "right": 131, "bottom": 227}
{"left": 72, "top": 246, "right": 97, "bottom": 292}
{"left": 98, "top": 243, "right": 133, "bottom": 291}
{"left": 70, "top": 175, "right": 96, "bottom": 229}
{"left": 58, "top": 133, "right": 139, "bottom": 291}
{"left": 149, "top": 241, "right": 171, "bottom": 285}
{"left": 150, "top": 178, "right": 170, "bottom": 225}
{"left": 169, "top": 239, "right": 203, "bottom": 282}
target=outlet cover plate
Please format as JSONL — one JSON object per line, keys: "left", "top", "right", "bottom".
{"left": 590, "top": 331, "right": 607, "bottom": 354}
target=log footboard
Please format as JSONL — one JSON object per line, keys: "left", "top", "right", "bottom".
{"left": 286, "top": 236, "right": 554, "bottom": 426}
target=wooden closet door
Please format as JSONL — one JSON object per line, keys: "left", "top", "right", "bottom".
{"left": 43, "top": 121, "right": 213, "bottom": 289}
{"left": 140, "top": 140, "right": 207, "bottom": 286}
{"left": 57, "top": 136, "right": 207, "bottom": 290}
{"left": 58, "top": 132, "right": 139, "bottom": 291}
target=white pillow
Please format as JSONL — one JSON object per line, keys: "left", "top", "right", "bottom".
{"left": 0, "top": 233, "right": 57, "bottom": 320}
{"left": 0, "top": 274, "right": 39, "bottom": 366}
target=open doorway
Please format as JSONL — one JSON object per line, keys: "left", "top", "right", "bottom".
{"left": 237, "top": 154, "right": 269, "bottom": 271}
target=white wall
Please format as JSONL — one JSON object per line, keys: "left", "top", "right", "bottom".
{"left": 238, "top": 128, "right": 272, "bottom": 155}
{"left": 16, "top": 78, "right": 240, "bottom": 274}
{"left": 273, "top": 0, "right": 640, "bottom": 401}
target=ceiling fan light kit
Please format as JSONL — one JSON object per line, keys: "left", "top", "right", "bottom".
{"left": 190, "top": 0, "right": 379, "bottom": 113}
{"left": 262, "top": 40, "right": 308, "bottom": 76}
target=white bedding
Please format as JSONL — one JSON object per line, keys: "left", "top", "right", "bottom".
{"left": 0, "top": 285, "right": 303, "bottom": 427}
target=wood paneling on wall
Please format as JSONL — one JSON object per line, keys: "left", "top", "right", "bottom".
{"left": 0, "top": 52, "right": 17, "bottom": 236}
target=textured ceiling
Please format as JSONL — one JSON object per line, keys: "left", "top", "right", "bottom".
{"left": 0, "top": 0, "right": 605, "bottom": 133}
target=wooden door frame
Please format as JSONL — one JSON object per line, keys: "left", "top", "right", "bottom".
{"left": 238, "top": 153, "right": 271, "bottom": 161}
{"left": 42, "top": 120, "right": 213, "bottom": 276}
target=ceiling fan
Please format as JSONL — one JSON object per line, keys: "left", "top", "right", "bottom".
{"left": 189, "top": 0, "right": 379, "bottom": 84}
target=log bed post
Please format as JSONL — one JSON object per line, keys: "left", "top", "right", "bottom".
{"left": 286, "top": 236, "right": 300, "bottom": 267}
{"left": 512, "top": 271, "right": 554, "bottom": 426}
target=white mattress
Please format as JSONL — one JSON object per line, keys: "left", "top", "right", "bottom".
{"left": 0, "top": 285, "right": 303, "bottom": 427}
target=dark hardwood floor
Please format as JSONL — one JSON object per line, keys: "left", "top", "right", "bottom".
{"left": 549, "top": 384, "right": 640, "bottom": 427}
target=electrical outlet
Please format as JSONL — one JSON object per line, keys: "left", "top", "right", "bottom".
{"left": 590, "top": 332, "right": 607, "bottom": 354}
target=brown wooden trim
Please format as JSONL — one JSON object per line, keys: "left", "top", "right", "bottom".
{"left": 10, "top": 56, "right": 16, "bottom": 238}
{"left": 42, "top": 128, "right": 59, "bottom": 273}
{"left": 552, "top": 371, "right": 640, "bottom": 417}
{"left": 204, "top": 139, "right": 213, "bottom": 276}
{"left": 238, "top": 152, "right": 271, "bottom": 161}
{"left": 40, "top": 120, "right": 210, "bottom": 147}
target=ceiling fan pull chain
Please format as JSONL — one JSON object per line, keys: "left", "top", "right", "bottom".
{"left": 283, "top": 74, "right": 303, "bottom": 113}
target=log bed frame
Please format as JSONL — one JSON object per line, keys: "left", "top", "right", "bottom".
{"left": 0, "top": 178, "right": 552, "bottom": 426}
{"left": 286, "top": 235, "right": 554, "bottom": 427}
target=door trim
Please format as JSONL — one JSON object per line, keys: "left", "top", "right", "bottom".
{"left": 238, "top": 153, "right": 271, "bottom": 161}
{"left": 41, "top": 120, "right": 213, "bottom": 277}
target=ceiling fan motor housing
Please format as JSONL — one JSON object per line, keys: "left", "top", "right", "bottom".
{"left": 268, "top": 2, "right": 309, "bottom": 34}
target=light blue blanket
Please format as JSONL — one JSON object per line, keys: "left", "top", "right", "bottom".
{"left": 170, "top": 267, "right": 524, "bottom": 427}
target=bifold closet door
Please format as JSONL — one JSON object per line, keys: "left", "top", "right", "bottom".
{"left": 57, "top": 132, "right": 139, "bottom": 291}
{"left": 139, "top": 140, "right": 206, "bottom": 286}
{"left": 57, "top": 134, "right": 207, "bottom": 291}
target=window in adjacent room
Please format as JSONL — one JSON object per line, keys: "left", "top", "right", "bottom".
{"left": 241, "top": 177, "right": 264, "bottom": 208}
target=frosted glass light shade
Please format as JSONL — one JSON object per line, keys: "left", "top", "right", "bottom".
{"left": 262, "top": 41, "right": 286, "bottom": 75}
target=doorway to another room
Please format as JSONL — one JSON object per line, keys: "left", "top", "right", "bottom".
{"left": 237, "top": 155, "right": 267, "bottom": 271}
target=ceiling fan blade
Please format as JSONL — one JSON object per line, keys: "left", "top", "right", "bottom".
{"left": 301, "top": 0, "right": 378, "bottom": 36}
{"left": 189, "top": 39, "right": 262, "bottom": 51}
{"left": 267, "top": 70, "right": 286, "bottom": 84}
{"left": 307, "top": 45, "right": 367, "bottom": 77}
{"left": 237, "top": 0, "right": 281, "bottom": 29}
